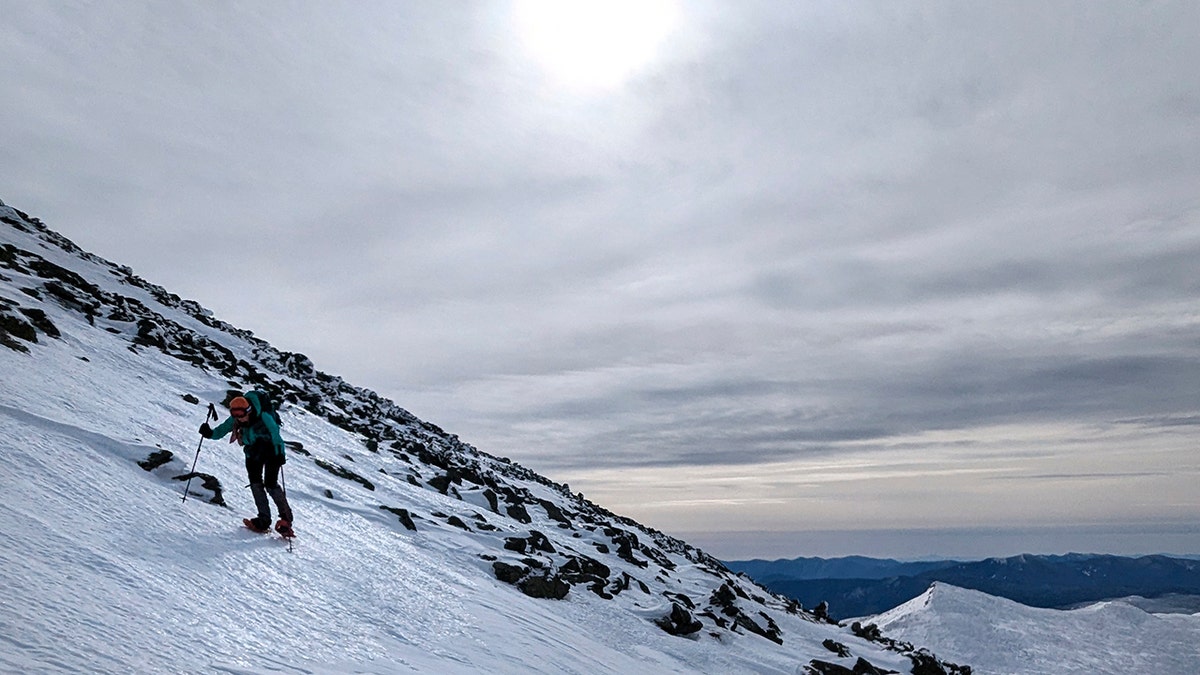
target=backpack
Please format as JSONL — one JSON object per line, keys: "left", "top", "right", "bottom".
{"left": 245, "top": 389, "right": 282, "bottom": 428}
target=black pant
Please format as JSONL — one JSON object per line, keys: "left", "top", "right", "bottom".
{"left": 245, "top": 440, "right": 292, "bottom": 523}
{"left": 245, "top": 448, "right": 285, "bottom": 488}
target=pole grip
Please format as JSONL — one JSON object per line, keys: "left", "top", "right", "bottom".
{"left": 181, "top": 403, "right": 219, "bottom": 503}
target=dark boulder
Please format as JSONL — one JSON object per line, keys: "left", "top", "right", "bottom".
{"left": 822, "top": 639, "right": 851, "bottom": 658}
{"left": 506, "top": 502, "right": 531, "bottom": 524}
{"left": 493, "top": 562, "right": 527, "bottom": 585}
{"left": 655, "top": 602, "right": 703, "bottom": 637}
{"left": 379, "top": 505, "right": 417, "bottom": 530}
{"left": 173, "top": 472, "right": 225, "bottom": 506}
{"left": 519, "top": 574, "right": 570, "bottom": 600}
{"left": 814, "top": 600, "right": 833, "bottom": 623}
{"left": 807, "top": 661, "right": 855, "bottom": 675}
{"left": 138, "top": 450, "right": 173, "bottom": 471}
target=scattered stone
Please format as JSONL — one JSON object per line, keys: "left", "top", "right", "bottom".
{"left": 851, "top": 657, "right": 898, "bottom": 675}
{"left": 518, "top": 574, "right": 570, "bottom": 600}
{"left": 814, "top": 600, "right": 832, "bottom": 623}
{"left": 137, "top": 450, "right": 173, "bottom": 471}
{"left": 493, "top": 562, "right": 527, "bottom": 584}
{"left": 17, "top": 307, "right": 59, "bottom": 338}
{"left": 823, "top": 639, "right": 851, "bottom": 658}
{"left": 445, "top": 515, "right": 471, "bottom": 531}
{"left": 380, "top": 505, "right": 417, "bottom": 530}
{"left": 807, "top": 661, "right": 856, "bottom": 675}
{"left": 428, "top": 473, "right": 453, "bottom": 495}
{"left": 506, "top": 502, "right": 531, "bottom": 524}
{"left": 655, "top": 602, "right": 703, "bottom": 637}
{"left": 173, "top": 472, "right": 225, "bottom": 506}
{"left": 314, "top": 458, "right": 375, "bottom": 490}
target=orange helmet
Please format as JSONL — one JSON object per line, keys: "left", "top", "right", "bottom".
{"left": 229, "top": 396, "right": 251, "bottom": 416}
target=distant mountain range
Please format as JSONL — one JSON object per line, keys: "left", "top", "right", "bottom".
{"left": 725, "top": 553, "right": 1200, "bottom": 620}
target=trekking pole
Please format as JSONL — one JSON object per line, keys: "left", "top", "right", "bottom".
{"left": 182, "top": 403, "right": 218, "bottom": 503}
{"left": 281, "top": 465, "right": 293, "bottom": 553}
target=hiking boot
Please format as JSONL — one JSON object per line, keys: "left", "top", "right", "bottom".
{"left": 244, "top": 517, "right": 271, "bottom": 533}
{"left": 275, "top": 519, "right": 295, "bottom": 538}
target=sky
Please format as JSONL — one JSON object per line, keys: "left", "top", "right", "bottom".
{"left": 2, "top": 1, "right": 1199, "bottom": 560}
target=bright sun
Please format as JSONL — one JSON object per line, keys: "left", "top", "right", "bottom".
{"left": 513, "top": 0, "right": 679, "bottom": 90}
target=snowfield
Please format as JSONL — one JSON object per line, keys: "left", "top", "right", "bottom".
{"left": 869, "top": 583, "right": 1200, "bottom": 675}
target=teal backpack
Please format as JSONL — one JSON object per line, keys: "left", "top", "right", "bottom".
{"left": 245, "top": 390, "right": 282, "bottom": 428}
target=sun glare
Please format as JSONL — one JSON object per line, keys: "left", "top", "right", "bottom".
{"left": 513, "top": 0, "right": 679, "bottom": 90}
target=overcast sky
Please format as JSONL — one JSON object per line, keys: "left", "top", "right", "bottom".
{"left": 3, "top": 1, "right": 1199, "bottom": 560}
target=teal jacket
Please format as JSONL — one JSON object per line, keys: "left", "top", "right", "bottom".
{"left": 210, "top": 391, "right": 285, "bottom": 459}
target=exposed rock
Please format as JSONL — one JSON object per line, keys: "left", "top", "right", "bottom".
{"left": 851, "top": 622, "right": 884, "bottom": 642}
{"left": 909, "top": 650, "right": 962, "bottom": 675}
{"left": 493, "top": 562, "right": 527, "bottom": 585}
{"left": 445, "top": 515, "right": 471, "bottom": 531}
{"left": 735, "top": 611, "right": 783, "bottom": 645}
{"left": 504, "top": 530, "right": 557, "bottom": 555}
{"left": 807, "top": 661, "right": 855, "bottom": 675}
{"left": 18, "top": 307, "right": 59, "bottom": 338}
{"left": 604, "top": 528, "right": 647, "bottom": 568}
{"left": 0, "top": 301, "right": 37, "bottom": 350}
{"left": 490, "top": 561, "right": 570, "bottom": 600}
{"left": 823, "top": 639, "right": 851, "bottom": 658}
{"left": 314, "top": 458, "right": 375, "bottom": 491}
{"left": 506, "top": 502, "right": 531, "bottom": 524}
{"left": 173, "top": 472, "right": 225, "bottom": 506}
{"left": 138, "top": 450, "right": 174, "bottom": 471}
{"left": 814, "top": 600, "right": 832, "bottom": 623}
{"left": 482, "top": 488, "right": 499, "bottom": 513}
{"left": 852, "top": 657, "right": 897, "bottom": 675}
{"left": 560, "top": 554, "right": 609, "bottom": 580}
{"left": 706, "top": 583, "right": 783, "bottom": 644}
{"left": 519, "top": 574, "right": 570, "bottom": 600}
{"left": 427, "top": 473, "right": 454, "bottom": 495}
{"left": 379, "top": 505, "right": 417, "bottom": 530}
{"left": 806, "top": 659, "right": 895, "bottom": 675}
{"left": 537, "top": 498, "right": 572, "bottom": 527}
{"left": 655, "top": 602, "right": 703, "bottom": 637}
{"left": 667, "top": 592, "right": 696, "bottom": 610}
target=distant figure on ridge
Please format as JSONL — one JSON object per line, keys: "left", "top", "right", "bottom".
{"left": 200, "top": 392, "right": 295, "bottom": 537}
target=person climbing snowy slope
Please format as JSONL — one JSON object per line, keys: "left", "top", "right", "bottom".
{"left": 200, "top": 392, "right": 294, "bottom": 537}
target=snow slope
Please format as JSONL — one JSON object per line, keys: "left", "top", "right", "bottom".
{"left": 0, "top": 200, "right": 966, "bottom": 674}
{"left": 869, "top": 583, "right": 1200, "bottom": 675}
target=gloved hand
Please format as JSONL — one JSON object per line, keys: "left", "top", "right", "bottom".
{"left": 199, "top": 422, "right": 213, "bottom": 438}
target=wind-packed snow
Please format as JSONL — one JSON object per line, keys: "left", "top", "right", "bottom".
{"left": 1, "top": 204, "right": 946, "bottom": 673}
{"left": 869, "top": 583, "right": 1200, "bottom": 675}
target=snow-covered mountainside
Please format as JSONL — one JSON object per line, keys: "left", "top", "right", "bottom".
{"left": 868, "top": 583, "right": 1200, "bottom": 675}
{"left": 0, "top": 198, "right": 969, "bottom": 674}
